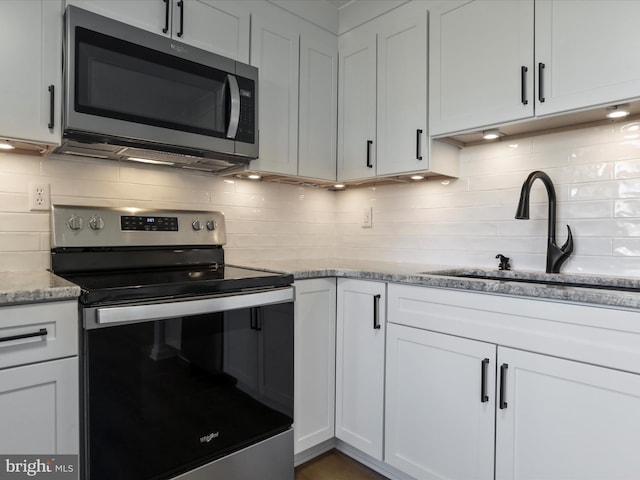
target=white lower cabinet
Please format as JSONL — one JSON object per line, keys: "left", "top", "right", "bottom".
{"left": 496, "top": 347, "right": 640, "bottom": 480}
{"left": 335, "top": 279, "right": 386, "bottom": 461}
{"left": 0, "top": 357, "right": 79, "bottom": 454}
{"left": 293, "top": 278, "right": 337, "bottom": 454}
{"left": 386, "top": 283, "right": 640, "bottom": 480}
{"left": 385, "top": 324, "right": 495, "bottom": 480}
{"left": 0, "top": 300, "right": 79, "bottom": 457}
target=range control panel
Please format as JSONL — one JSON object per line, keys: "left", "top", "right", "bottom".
{"left": 51, "top": 205, "right": 226, "bottom": 248}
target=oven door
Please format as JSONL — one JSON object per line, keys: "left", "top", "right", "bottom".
{"left": 81, "top": 288, "right": 294, "bottom": 480}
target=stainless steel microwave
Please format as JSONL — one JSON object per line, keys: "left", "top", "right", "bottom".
{"left": 56, "top": 6, "right": 258, "bottom": 173}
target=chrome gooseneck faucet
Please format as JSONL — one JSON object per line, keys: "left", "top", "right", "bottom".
{"left": 515, "top": 171, "right": 573, "bottom": 273}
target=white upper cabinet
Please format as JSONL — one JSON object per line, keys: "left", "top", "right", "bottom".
{"left": 66, "top": 0, "right": 169, "bottom": 36}
{"left": 0, "top": 1, "right": 62, "bottom": 145}
{"left": 376, "top": 1, "right": 429, "bottom": 177}
{"left": 338, "top": 1, "right": 459, "bottom": 182}
{"left": 250, "top": 5, "right": 300, "bottom": 177}
{"left": 535, "top": 0, "right": 640, "bottom": 117}
{"left": 429, "top": 0, "right": 534, "bottom": 136}
{"left": 431, "top": 0, "right": 640, "bottom": 137}
{"left": 298, "top": 30, "right": 338, "bottom": 181}
{"left": 176, "top": 0, "right": 250, "bottom": 62}
{"left": 66, "top": 0, "right": 250, "bottom": 61}
{"left": 250, "top": 3, "right": 337, "bottom": 181}
{"left": 337, "top": 22, "right": 377, "bottom": 181}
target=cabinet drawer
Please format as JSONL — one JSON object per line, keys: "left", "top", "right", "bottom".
{"left": 387, "top": 283, "right": 640, "bottom": 375}
{"left": 0, "top": 301, "right": 78, "bottom": 369}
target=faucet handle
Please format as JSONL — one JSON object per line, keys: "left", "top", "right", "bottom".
{"left": 561, "top": 225, "right": 574, "bottom": 254}
{"left": 496, "top": 254, "right": 511, "bottom": 271}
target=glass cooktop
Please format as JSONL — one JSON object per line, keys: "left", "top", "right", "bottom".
{"left": 59, "top": 265, "right": 293, "bottom": 306}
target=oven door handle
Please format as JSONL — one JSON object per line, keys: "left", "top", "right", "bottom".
{"left": 92, "top": 287, "right": 294, "bottom": 328}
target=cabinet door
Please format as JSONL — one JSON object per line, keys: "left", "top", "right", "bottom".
{"left": 496, "top": 347, "right": 640, "bottom": 480}
{"left": 376, "top": 1, "right": 428, "bottom": 177}
{"left": 0, "top": 357, "right": 79, "bottom": 454}
{"left": 298, "top": 30, "right": 338, "bottom": 181}
{"left": 429, "top": 0, "right": 534, "bottom": 136}
{"left": 335, "top": 279, "right": 385, "bottom": 460}
{"left": 337, "top": 24, "right": 377, "bottom": 182}
{"left": 0, "top": 1, "right": 62, "bottom": 145}
{"left": 250, "top": 7, "right": 299, "bottom": 176}
{"left": 176, "top": 0, "right": 250, "bottom": 62}
{"left": 65, "top": 0, "right": 169, "bottom": 35}
{"left": 535, "top": 0, "right": 640, "bottom": 117}
{"left": 293, "top": 279, "right": 336, "bottom": 454}
{"left": 385, "top": 324, "right": 496, "bottom": 480}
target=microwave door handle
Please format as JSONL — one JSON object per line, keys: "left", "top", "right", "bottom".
{"left": 226, "top": 74, "right": 240, "bottom": 139}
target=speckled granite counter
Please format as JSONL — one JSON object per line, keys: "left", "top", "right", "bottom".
{"left": 5, "top": 261, "right": 640, "bottom": 310}
{"left": 236, "top": 259, "right": 640, "bottom": 311}
{"left": 0, "top": 271, "right": 81, "bottom": 305}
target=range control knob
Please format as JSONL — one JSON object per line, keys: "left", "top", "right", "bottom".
{"left": 89, "top": 216, "right": 105, "bottom": 231}
{"left": 192, "top": 219, "right": 204, "bottom": 231}
{"left": 206, "top": 220, "right": 217, "bottom": 231}
{"left": 67, "top": 215, "right": 83, "bottom": 231}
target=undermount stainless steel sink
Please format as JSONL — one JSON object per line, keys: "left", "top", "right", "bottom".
{"left": 422, "top": 269, "right": 640, "bottom": 293}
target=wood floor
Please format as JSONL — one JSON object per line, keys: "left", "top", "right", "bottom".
{"left": 295, "top": 450, "right": 389, "bottom": 480}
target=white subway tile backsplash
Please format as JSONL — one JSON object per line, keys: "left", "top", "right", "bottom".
{"left": 0, "top": 233, "right": 40, "bottom": 251}
{"left": 613, "top": 238, "right": 640, "bottom": 257}
{"left": 614, "top": 158, "right": 640, "bottom": 179}
{"left": 614, "top": 199, "right": 640, "bottom": 218}
{"left": 1, "top": 122, "right": 640, "bottom": 276}
{"left": 0, "top": 153, "right": 41, "bottom": 175}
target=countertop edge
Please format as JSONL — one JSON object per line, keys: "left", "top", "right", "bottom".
{"left": 0, "top": 271, "right": 81, "bottom": 306}
{"left": 265, "top": 262, "right": 640, "bottom": 311}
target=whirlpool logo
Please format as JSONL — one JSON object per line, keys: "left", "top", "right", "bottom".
{"left": 199, "top": 432, "right": 220, "bottom": 444}
{"left": 0, "top": 456, "right": 77, "bottom": 479}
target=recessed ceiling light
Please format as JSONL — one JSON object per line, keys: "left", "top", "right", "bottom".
{"left": 606, "top": 104, "right": 630, "bottom": 119}
{"left": 410, "top": 175, "right": 424, "bottom": 180}
{"left": 0, "top": 142, "right": 15, "bottom": 150}
{"left": 247, "top": 174, "right": 261, "bottom": 180}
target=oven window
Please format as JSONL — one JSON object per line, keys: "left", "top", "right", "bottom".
{"left": 84, "top": 303, "right": 293, "bottom": 480}
{"left": 75, "top": 27, "right": 229, "bottom": 138}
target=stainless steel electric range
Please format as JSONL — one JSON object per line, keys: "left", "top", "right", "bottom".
{"left": 50, "top": 205, "right": 294, "bottom": 480}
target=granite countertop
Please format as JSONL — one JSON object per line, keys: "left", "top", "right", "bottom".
{"left": 240, "top": 258, "right": 640, "bottom": 311}
{"left": 4, "top": 260, "right": 640, "bottom": 311}
{"left": 0, "top": 271, "right": 81, "bottom": 305}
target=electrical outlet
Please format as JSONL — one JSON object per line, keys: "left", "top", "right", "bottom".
{"left": 29, "top": 183, "right": 50, "bottom": 211}
{"left": 362, "top": 207, "right": 373, "bottom": 228}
